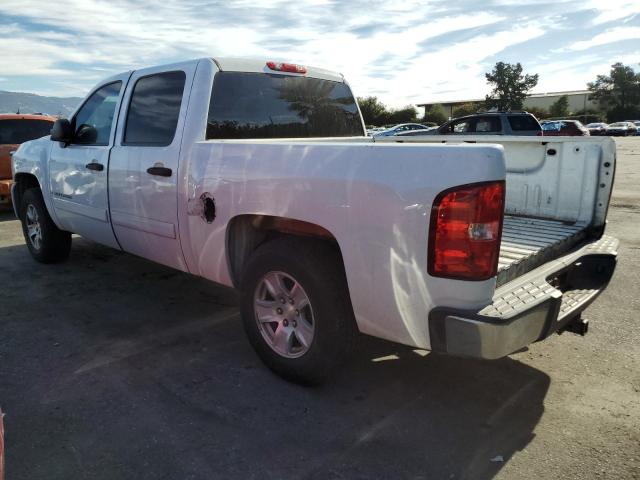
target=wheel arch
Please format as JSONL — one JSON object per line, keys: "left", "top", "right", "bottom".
{"left": 225, "top": 214, "right": 346, "bottom": 289}
{"left": 12, "top": 172, "right": 41, "bottom": 217}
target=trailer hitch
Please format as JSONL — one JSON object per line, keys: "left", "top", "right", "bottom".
{"left": 561, "top": 316, "right": 589, "bottom": 336}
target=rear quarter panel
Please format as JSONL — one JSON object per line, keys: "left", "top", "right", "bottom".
{"left": 179, "top": 141, "right": 505, "bottom": 349}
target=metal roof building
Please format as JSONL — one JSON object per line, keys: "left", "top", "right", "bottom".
{"left": 417, "top": 90, "right": 598, "bottom": 117}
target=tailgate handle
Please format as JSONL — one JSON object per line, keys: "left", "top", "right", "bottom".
{"left": 146, "top": 166, "right": 172, "bottom": 177}
{"left": 85, "top": 161, "right": 104, "bottom": 171}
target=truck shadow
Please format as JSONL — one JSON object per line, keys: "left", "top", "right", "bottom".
{"left": 0, "top": 208, "right": 16, "bottom": 222}
{"left": 0, "top": 238, "right": 549, "bottom": 480}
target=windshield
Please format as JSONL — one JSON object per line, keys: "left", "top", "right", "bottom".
{"left": 206, "top": 72, "right": 364, "bottom": 139}
{"left": 542, "top": 121, "right": 561, "bottom": 131}
{"left": 0, "top": 119, "right": 54, "bottom": 144}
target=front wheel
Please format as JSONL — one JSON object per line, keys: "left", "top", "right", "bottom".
{"left": 19, "top": 188, "right": 71, "bottom": 263}
{"left": 240, "top": 237, "right": 357, "bottom": 385}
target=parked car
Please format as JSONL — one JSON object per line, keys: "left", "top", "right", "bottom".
{"left": 11, "top": 57, "right": 618, "bottom": 384}
{"left": 542, "top": 120, "right": 590, "bottom": 136}
{"left": 366, "top": 126, "right": 386, "bottom": 136}
{"left": 624, "top": 120, "right": 640, "bottom": 135}
{"left": 585, "top": 122, "right": 608, "bottom": 136}
{"left": 606, "top": 122, "right": 636, "bottom": 136}
{"left": 371, "top": 123, "right": 431, "bottom": 136}
{"left": 431, "top": 112, "right": 542, "bottom": 136}
{"left": 393, "top": 126, "right": 439, "bottom": 137}
{"left": 0, "top": 114, "right": 56, "bottom": 206}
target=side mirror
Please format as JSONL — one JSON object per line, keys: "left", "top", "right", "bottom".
{"left": 75, "top": 124, "right": 98, "bottom": 144}
{"left": 50, "top": 118, "right": 73, "bottom": 145}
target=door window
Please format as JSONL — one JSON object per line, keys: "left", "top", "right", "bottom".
{"left": 474, "top": 116, "right": 501, "bottom": 133}
{"left": 123, "top": 71, "right": 186, "bottom": 146}
{"left": 73, "top": 82, "right": 122, "bottom": 145}
{"left": 507, "top": 114, "right": 541, "bottom": 132}
{"left": 451, "top": 119, "right": 472, "bottom": 133}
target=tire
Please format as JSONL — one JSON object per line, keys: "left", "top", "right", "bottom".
{"left": 240, "top": 237, "right": 357, "bottom": 385}
{"left": 19, "top": 188, "right": 71, "bottom": 263}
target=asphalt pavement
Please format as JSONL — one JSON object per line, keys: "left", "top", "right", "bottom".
{"left": 0, "top": 138, "right": 638, "bottom": 479}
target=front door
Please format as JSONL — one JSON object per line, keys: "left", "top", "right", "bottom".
{"left": 108, "top": 62, "right": 196, "bottom": 270}
{"left": 49, "top": 75, "right": 130, "bottom": 248}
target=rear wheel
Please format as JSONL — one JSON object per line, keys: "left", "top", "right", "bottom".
{"left": 240, "top": 237, "right": 357, "bottom": 385}
{"left": 19, "top": 188, "right": 71, "bottom": 263}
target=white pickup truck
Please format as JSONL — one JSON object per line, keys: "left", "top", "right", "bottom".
{"left": 11, "top": 58, "right": 618, "bottom": 384}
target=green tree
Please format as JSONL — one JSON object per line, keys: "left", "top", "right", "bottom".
{"left": 423, "top": 104, "right": 447, "bottom": 125}
{"left": 484, "top": 62, "right": 539, "bottom": 111}
{"left": 549, "top": 95, "right": 570, "bottom": 117}
{"left": 526, "top": 106, "right": 549, "bottom": 120}
{"left": 452, "top": 102, "right": 479, "bottom": 118}
{"left": 388, "top": 105, "right": 418, "bottom": 124}
{"left": 357, "top": 96, "right": 389, "bottom": 126}
{"left": 588, "top": 63, "right": 640, "bottom": 122}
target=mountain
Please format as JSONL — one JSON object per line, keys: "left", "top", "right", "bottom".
{"left": 0, "top": 90, "right": 82, "bottom": 117}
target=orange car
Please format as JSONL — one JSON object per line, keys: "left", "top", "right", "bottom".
{"left": 0, "top": 114, "right": 56, "bottom": 206}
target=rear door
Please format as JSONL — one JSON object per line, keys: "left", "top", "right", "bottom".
{"left": 108, "top": 61, "right": 196, "bottom": 271}
{"left": 49, "top": 75, "right": 130, "bottom": 247}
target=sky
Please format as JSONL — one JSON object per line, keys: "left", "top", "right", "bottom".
{"left": 0, "top": 0, "right": 639, "bottom": 108}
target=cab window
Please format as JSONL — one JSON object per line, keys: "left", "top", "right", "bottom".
{"left": 474, "top": 117, "right": 501, "bottom": 133}
{"left": 451, "top": 119, "right": 472, "bottom": 133}
{"left": 123, "top": 71, "right": 186, "bottom": 146}
{"left": 73, "top": 82, "right": 122, "bottom": 146}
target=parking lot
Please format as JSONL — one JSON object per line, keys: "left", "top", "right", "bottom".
{"left": 0, "top": 137, "right": 638, "bottom": 480}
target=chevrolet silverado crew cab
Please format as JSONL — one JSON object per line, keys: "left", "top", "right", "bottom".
{"left": 11, "top": 58, "right": 618, "bottom": 384}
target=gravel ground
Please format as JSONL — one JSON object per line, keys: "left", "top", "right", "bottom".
{"left": 0, "top": 138, "right": 638, "bottom": 480}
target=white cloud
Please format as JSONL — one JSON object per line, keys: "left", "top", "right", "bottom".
{"left": 0, "top": 0, "right": 637, "bottom": 105}
{"left": 587, "top": 0, "right": 640, "bottom": 25}
{"left": 568, "top": 26, "right": 640, "bottom": 51}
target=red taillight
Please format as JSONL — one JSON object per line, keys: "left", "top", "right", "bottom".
{"left": 536, "top": 131, "right": 543, "bottom": 136}
{"left": 428, "top": 181, "right": 505, "bottom": 280}
{"left": 266, "top": 61, "right": 307, "bottom": 74}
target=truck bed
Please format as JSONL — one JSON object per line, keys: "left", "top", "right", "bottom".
{"left": 497, "top": 215, "right": 588, "bottom": 286}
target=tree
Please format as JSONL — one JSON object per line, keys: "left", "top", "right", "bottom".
{"left": 549, "top": 95, "right": 570, "bottom": 117}
{"left": 357, "top": 96, "right": 389, "bottom": 126}
{"left": 423, "top": 104, "right": 447, "bottom": 125}
{"left": 526, "top": 106, "right": 549, "bottom": 120}
{"left": 388, "top": 105, "right": 418, "bottom": 124}
{"left": 452, "top": 102, "right": 478, "bottom": 118}
{"left": 484, "top": 62, "right": 539, "bottom": 111}
{"left": 588, "top": 63, "right": 640, "bottom": 122}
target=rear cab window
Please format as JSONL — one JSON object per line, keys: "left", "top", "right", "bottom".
{"left": 206, "top": 72, "right": 364, "bottom": 139}
{"left": 508, "top": 115, "right": 541, "bottom": 132}
{"left": 0, "top": 119, "right": 54, "bottom": 144}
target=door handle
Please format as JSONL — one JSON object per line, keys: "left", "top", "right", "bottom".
{"left": 146, "top": 166, "right": 172, "bottom": 177}
{"left": 85, "top": 161, "right": 104, "bottom": 171}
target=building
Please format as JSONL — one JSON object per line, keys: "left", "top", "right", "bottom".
{"left": 417, "top": 90, "right": 598, "bottom": 118}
